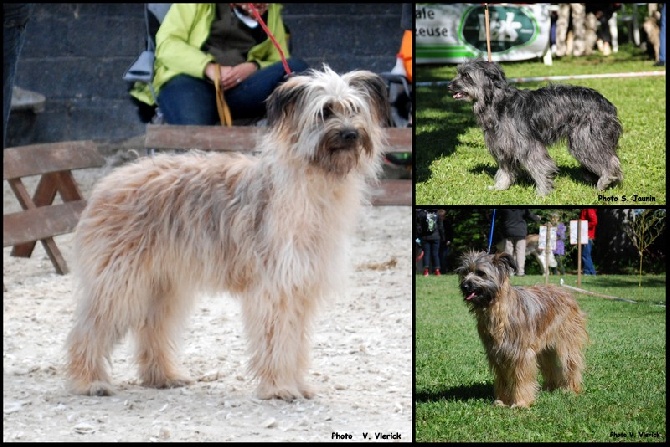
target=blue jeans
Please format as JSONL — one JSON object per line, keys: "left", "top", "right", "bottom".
{"left": 421, "top": 239, "right": 440, "bottom": 272}
{"left": 3, "top": 3, "right": 33, "bottom": 148}
{"left": 158, "top": 58, "right": 308, "bottom": 125}
{"left": 582, "top": 239, "right": 596, "bottom": 275}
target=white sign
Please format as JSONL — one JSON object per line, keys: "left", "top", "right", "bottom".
{"left": 538, "top": 225, "right": 557, "bottom": 251}
{"left": 570, "top": 220, "right": 589, "bottom": 245}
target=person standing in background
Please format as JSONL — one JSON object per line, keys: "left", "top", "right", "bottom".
{"left": 580, "top": 209, "right": 598, "bottom": 275}
{"left": 498, "top": 209, "right": 541, "bottom": 277}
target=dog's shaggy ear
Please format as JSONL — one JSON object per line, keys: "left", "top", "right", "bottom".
{"left": 475, "top": 61, "right": 506, "bottom": 84}
{"left": 344, "top": 71, "right": 393, "bottom": 127}
{"left": 493, "top": 251, "right": 518, "bottom": 274}
{"left": 480, "top": 62, "right": 508, "bottom": 103}
{"left": 266, "top": 79, "right": 309, "bottom": 128}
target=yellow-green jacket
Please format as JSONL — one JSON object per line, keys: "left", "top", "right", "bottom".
{"left": 130, "top": 3, "right": 290, "bottom": 106}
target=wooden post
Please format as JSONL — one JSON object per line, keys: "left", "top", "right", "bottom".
{"left": 545, "top": 224, "right": 551, "bottom": 285}
{"left": 577, "top": 220, "right": 583, "bottom": 287}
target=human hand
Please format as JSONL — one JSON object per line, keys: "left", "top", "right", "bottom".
{"left": 206, "top": 62, "right": 257, "bottom": 91}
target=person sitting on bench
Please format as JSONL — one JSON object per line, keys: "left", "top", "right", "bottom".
{"left": 130, "top": 3, "right": 308, "bottom": 125}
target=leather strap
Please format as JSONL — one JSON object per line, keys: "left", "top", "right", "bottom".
{"left": 212, "top": 63, "right": 232, "bottom": 127}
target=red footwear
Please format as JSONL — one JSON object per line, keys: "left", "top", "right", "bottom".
{"left": 434, "top": 268, "right": 441, "bottom": 276}
{"left": 423, "top": 268, "right": 429, "bottom": 277}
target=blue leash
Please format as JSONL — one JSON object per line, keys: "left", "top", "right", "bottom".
{"left": 487, "top": 209, "right": 496, "bottom": 253}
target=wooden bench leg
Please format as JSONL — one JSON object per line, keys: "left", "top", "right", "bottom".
{"left": 40, "top": 238, "right": 69, "bottom": 274}
{"left": 10, "top": 173, "right": 59, "bottom": 257}
{"left": 8, "top": 172, "right": 80, "bottom": 273}
{"left": 4, "top": 141, "right": 105, "bottom": 276}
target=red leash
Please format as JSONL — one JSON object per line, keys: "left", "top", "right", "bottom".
{"left": 247, "top": 3, "right": 292, "bottom": 76}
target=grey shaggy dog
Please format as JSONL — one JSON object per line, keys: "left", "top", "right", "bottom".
{"left": 449, "top": 60, "right": 623, "bottom": 196}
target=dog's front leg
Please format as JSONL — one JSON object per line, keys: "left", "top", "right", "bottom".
{"left": 242, "top": 289, "right": 315, "bottom": 401}
{"left": 489, "top": 164, "right": 516, "bottom": 191}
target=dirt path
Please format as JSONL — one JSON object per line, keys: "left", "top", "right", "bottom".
{"left": 3, "top": 163, "right": 412, "bottom": 442}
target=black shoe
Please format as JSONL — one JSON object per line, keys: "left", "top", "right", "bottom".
{"left": 653, "top": 61, "right": 665, "bottom": 67}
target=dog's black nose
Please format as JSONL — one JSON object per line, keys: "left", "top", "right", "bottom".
{"left": 339, "top": 129, "right": 358, "bottom": 141}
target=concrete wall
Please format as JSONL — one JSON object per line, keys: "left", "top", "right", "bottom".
{"left": 7, "top": 3, "right": 404, "bottom": 148}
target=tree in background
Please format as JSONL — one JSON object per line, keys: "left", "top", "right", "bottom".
{"left": 624, "top": 209, "right": 667, "bottom": 286}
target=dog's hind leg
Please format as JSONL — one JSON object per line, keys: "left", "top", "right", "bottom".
{"left": 568, "top": 126, "right": 623, "bottom": 190}
{"left": 538, "top": 348, "right": 562, "bottom": 390}
{"left": 595, "top": 155, "right": 623, "bottom": 190}
{"left": 243, "top": 289, "right": 316, "bottom": 401}
{"left": 553, "top": 344, "right": 584, "bottom": 394}
{"left": 136, "top": 283, "right": 194, "bottom": 389}
{"left": 66, "top": 283, "right": 133, "bottom": 396}
{"left": 573, "top": 151, "right": 622, "bottom": 190}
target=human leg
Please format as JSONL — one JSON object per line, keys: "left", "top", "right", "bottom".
{"left": 158, "top": 75, "right": 219, "bottom": 125}
{"left": 224, "top": 58, "right": 308, "bottom": 119}
{"left": 514, "top": 237, "right": 527, "bottom": 276}
{"left": 581, "top": 239, "right": 596, "bottom": 275}
{"left": 428, "top": 239, "right": 441, "bottom": 274}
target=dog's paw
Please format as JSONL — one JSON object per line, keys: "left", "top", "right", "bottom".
{"left": 299, "top": 383, "right": 316, "bottom": 399}
{"left": 596, "top": 176, "right": 615, "bottom": 191}
{"left": 510, "top": 401, "right": 531, "bottom": 409}
{"left": 69, "top": 380, "right": 116, "bottom": 396}
{"left": 488, "top": 185, "right": 509, "bottom": 191}
{"left": 489, "top": 183, "right": 512, "bottom": 191}
{"left": 143, "top": 376, "right": 193, "bottom": 389}
{"left": 255, "top": 382, "right": 307, "bottom": 401}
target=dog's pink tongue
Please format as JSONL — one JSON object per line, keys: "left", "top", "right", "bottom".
{"left": 466, "top": 292, "right": 476, "bottom": 301}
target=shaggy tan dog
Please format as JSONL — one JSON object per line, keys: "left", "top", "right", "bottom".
{"left": 65, "top": 67, "right": 390, "bottom": 400}
{"left": 457, "top": 251, "right": 588, "bottom": 408}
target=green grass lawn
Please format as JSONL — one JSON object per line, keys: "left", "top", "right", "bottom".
{"left": 415, "top": 273, "right": 666, "bottom": 442}
{"left": 415, "top": 44, "right": 666, "bottom": 205}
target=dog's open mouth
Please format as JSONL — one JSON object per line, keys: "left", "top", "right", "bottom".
{"left": 461, "top": 285, "right": 481, "bottom": 301}
{"left": 452, "top": 91, "right": 468, "bottom": 100}
{"left": 461, "top": 285, "right": 489, "bottom": 305}
{"left": 464, "top": 290, "right": 479, "bottom": 301}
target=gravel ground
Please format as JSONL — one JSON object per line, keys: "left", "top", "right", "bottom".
{"left": 3, "top": 157, "right": 412, "bottom": 442}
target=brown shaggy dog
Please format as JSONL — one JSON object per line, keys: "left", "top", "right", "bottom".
{"left": 65, "top": 67, "right": 390, "bottom": 400}
{"left": 456, "top": 251, "right": 588, "bottom": 408}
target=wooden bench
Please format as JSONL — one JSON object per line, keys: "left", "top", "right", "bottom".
{"left": 3, "top": 141, "right": 105, "bottom": 274}
{"left": 144, "top": 124, "right": 412, "bottom": 206}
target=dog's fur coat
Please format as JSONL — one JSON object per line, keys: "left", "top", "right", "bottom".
{"left": 65, "top": 67, "right": 390, "bottom": 400}
{"left": 449, "top": 60, "right": 623, "bottom": 196}
{"left": 457, "top": 251, "right": 588, "bottom": 408}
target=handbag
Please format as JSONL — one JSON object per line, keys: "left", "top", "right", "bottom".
{"left": 122, "top": 50, "right": 155, "bottom": 83}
